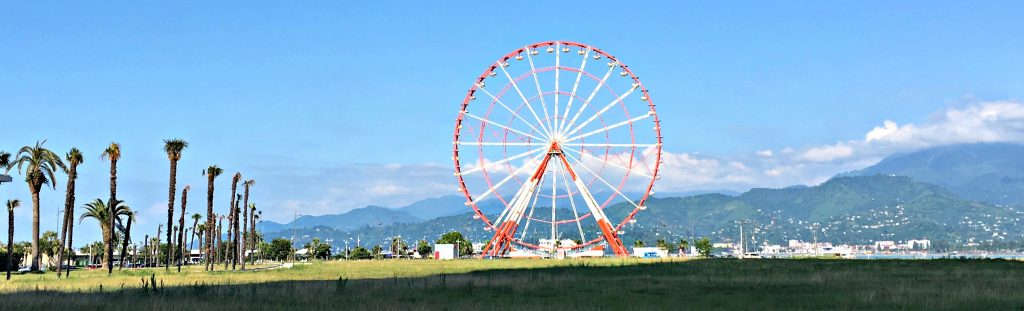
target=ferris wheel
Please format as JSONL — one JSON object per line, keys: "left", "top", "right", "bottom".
{"left": 453, "top": 41, "right": 663, "bottom": 257}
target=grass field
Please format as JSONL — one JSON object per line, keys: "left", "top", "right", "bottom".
{"left": 2, "top": 258, "right": 1023, "bottom": 310}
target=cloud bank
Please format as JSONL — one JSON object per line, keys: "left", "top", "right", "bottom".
{"left": 258, "top": 100, "right": 1024, "bottom": 222}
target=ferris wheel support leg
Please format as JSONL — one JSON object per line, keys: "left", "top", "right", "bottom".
{"left": 481, "top": 154, "right": 553, "bottom": 258}
{"left": 558, "top": 154, "right": 631, "bottom": 257}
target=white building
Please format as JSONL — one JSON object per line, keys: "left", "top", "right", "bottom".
{"left": 433, "top": 244, "right": 457, "bottom": 260}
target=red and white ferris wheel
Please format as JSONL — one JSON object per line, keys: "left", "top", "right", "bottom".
{"left": 453, "top": 41, "right": 663, "bottom": 257}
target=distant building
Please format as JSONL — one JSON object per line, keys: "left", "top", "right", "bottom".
{"left": 434, "top": 244, "right": 456, "bottom": 260}
{"left": 538, "top": 238, "right": 578, "bottom": 250}
{"left": 905, "top": 239, "right": 931, "bottom": 250}
{"left": 874, "top": 241, "right": 897, "bottom": 251}
{"left": 632, "top": 247, "right": 668, "bottom": 258}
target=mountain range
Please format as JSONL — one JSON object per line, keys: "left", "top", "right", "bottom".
{"left": 260, "top": 143, "right": 1024, "bottom": 248}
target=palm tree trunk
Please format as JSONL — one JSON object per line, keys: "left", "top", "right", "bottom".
{"left": 7, "top": 207, "right": 13, "bottom": 280}
{"left": 241, "top": 193, "right": 248, "bottom": 270}
{"left": 65, "top": 207, "right": 76, "bottom": 277}
{"left": 251, "top": 210, "right": 257, "bottom": 265}
{"left": 205, "top": 177, "right": 214, "bottom": 272}
{"left": 142, "top": 235, "right": 149, "bottom": 267}
{"left": 177, "top": 187, "right": 188, "bottom": 272}
{"left": 30, "top": 186, "right": 41, "bottom": 271}
{"left": 107, "top": 158, "right": 117, "bottom": 274}
{"left": 57, "top": 163, "right": 79, "bottom": 278}
{"left": 165, "top": 159, "right": 177, "bottom": 271}
{"left": 214, "top": 217, "right": 220, "bottom": 268}
{"left": 119, "top": 216, "right": 132, "bottom": 270}
{"left": 101, "top": 228, "right": 112, "bottom": 269}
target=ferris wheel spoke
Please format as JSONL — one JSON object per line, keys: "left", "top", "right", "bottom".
{"left": 565, "top": 112, "right": 652, "bottom": 142}
{"left": 562, "top": 143, "right": 660, "bottom": 148}
{"left": 456, "top": 141, "right": 546, "bottom": 147}
{"left": 562, "top": 147, "right": 653, "bottom": 179}
{"left": 559, "top": 48, "right": 590, "bottom": 134}
{"left": 518, "top": 178, "right": 545, "bottom": 240}
{"left": 550, "top": 158, "right": 558, "bottom": 246}
{"left": 553, "top": 42, "right": 560, "bottom": 135}
{"left": 457, "top": 146, "right": 547, "bottom": 176}
{"left": 498, "top": 61, "right": 553, "bottom": 138}
{"left": 562, "top": 61, "right": 616, "bottom": 136}
{"left": 558, "top": 157, "right": 588, "bottom": 243}
{"left": 462, "top": 112, "right": 546, "bottom": 142}
{"left": 565, "top": 84, "right": 640, "bottom": 138}
{"left": 525, "top": 45, "right": 555, "bottom": 135}
{"left": 470, "top": 153, "right": 545, "bottom": 204}
{"left": 563, "top": 152, "right": 643, "bottom": 210}
{"left": 474, "top": 85, "right": 550, "bottom": 139}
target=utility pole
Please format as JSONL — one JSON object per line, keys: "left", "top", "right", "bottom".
{"left": 811, "top": 223, "right": 819, "bottom": 256}
{"left": 739, "top": 221, "right": 745, "bottom": 259}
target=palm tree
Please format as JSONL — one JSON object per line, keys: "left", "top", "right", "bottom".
{"left": 56, "top": 148, "right": 83, "bottom": 278}
{"left": 189, "top": 213, "right": 201, "bottom": 254}
{"left": 202, "top": 165, "right": 223, "bottom": 271}
{"left": 162, "top": 139, "right": 187, "bottom": 271}
{"left": 118, "top": 210, "right": 135, "bottom": 270}
{"left": 7, "top": 199, "right": 20, "bottom": 280}
{"left": 229, "top": 194, "right": 239, "bottom": 269}
{"left": 227, "top": 172, "right": 240, "bottom": 269}
{"left": 100, "top": 142, "right": 121, "bottom": 274}
{"left": 249, "top": 203, "right": 258, "bottom": 265}
{"left": 176, "top": 185, "right": 190, "bottom": 272}
{"left": 79, "top": 199, "right": 132, "bottom": 269}
{"left": 216, "top": 215, "right": 224, "bottom": 267}
{"left": 8, "top": 140, "right": 67, "bottom": 271}
{"left": 241, "top": 179, "right": 254, "bottom": 269}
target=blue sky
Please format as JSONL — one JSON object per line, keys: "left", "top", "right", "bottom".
{"left": 3, "top": 1, "right": 1024, "bottom": 244}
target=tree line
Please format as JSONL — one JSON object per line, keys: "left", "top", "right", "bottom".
{"left": 1, "top": 139, "right": 264, "bottom": 279}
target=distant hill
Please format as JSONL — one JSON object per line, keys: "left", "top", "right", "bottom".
{"left": 258, "top": 206, "right": 420, "bottom": 232}
{"left": 848, "top": 143, "right": 1024, "bottom": 205}
{"left": 266, "top": 175, "right": 1024, "bottom": 248}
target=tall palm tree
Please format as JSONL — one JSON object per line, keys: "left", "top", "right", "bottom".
{"left": 6, "top": 199, "right": 20, "bottom": 280}
{"left": 79, "top": 199, "right": 132, "bottom": 269}
{"left": 100, "top": 142, "right": 121, "bottom": 274}
{"left": 56, "top": 148, "right": 83, "bottom": 278}
{"left": 241, "top": 179, "right": 254, "bottom": 269}
{"left": 177, "top": 185, "right": 190, "bottom": 272}
{"left": 118, "top": 211, "right": 134, "bottom": 270}
{"left": 216, "top": 215, "right": 224, "bottom": 267}
{"left": 202, "top": 165, "right": 222, "bottom": 271}
{"left": 249, "top": 203, "right": 257, "bottom": 265}
{"left": 162, "top": 139, "right": 187, "bottom": 271}
{"left": 250, "top": 207, "right": 260, "bottom": 263}
{"left": 229, "top": 194, "right": 239, "bottom": 269}
{"left": 227, "top": 172, "right": 240, "bottom": 269}
{"left": 189, "top": 213, "right": 201, "bottom": 253}
{"left": 8, "top": 140, "right": 67, "bottom": 271}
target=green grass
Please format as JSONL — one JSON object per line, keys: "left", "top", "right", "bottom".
{"left": 2, "top": 258, "right": 1023, "bottom": 310}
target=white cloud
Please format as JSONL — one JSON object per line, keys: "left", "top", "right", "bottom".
{"left": 648, "top": 100, "right": 1024, "bottom": 194}
{"left": 800, "top": 143, "right": 854, "bottom": 162}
